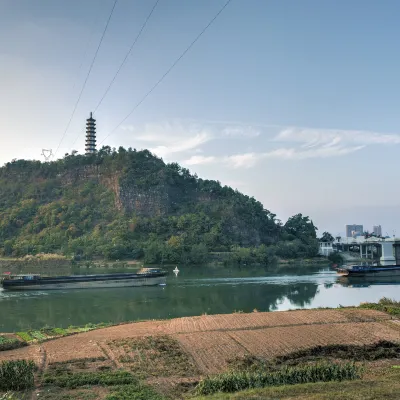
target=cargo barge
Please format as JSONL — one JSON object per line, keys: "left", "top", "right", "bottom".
{"left": 336, "top": 264, "right": 400, "bottom": 277}
{"left": 0, "top": 268, "right": 166, "bottom": 291}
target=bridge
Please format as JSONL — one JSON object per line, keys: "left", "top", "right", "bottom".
{"left": 320, "top": 237, "right": 400, "bottom": 265}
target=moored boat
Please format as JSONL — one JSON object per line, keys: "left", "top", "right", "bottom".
{"left": 0, "top": 268, "right": 167, "bottom": 291}
{"left": 336, "top": 264, "right": 400, "bottom": 277}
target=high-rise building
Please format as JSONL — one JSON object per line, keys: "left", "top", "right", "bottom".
{"left": 373, "top": 225, "right": 382, "bottom": 236}
{"left": 85, "top": 112, "right": 96, "bottom": 155}
{"left": 345, "top": 224, "right": 363, "bottom": 238}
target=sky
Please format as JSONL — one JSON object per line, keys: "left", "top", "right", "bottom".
{"left": 1, "top": 0, "right": 400, "bottom": 237}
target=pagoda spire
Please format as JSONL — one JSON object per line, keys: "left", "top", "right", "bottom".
{"left": 85, "top": 112, "right": 96, "bottom": 155}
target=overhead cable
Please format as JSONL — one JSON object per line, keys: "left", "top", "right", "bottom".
{"left": 98, "top": 0, "right": 232, "bottom": 146}
{"left": 93, "top": 0, "right": 161, "bottom": 114}
{"left": 54, "top": 0, "right": 119, "bottom": 155}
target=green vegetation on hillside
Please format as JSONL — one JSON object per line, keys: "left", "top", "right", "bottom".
{"left": 0, "top": 148, "right": 319, "bottom": 263}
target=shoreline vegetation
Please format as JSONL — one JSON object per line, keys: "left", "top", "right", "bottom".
{"left": 0, "top": 253, "right": 332, "bottom": 272}
{"left": 0, "top": 299, "right": 399, "bottom": 399}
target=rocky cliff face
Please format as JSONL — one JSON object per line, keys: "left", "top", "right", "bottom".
{"left": 58, "top": 164, "right": 170, "bottom": 216}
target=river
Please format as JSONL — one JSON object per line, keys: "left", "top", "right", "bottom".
{"left": 1, "top": 264, "right": 399, "bottom": 332}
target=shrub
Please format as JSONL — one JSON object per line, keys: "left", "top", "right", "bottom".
{"left": 0, "top": 360, "right": 36, "bottom": 391}
{"left": 195, "top": 362, "right": 362, "bottom": 395}
{"left": 0, "top": 393, "right": 19, "bottom": 400}
{"left": 328, "top": 252, "right": 344, "bottom": 264}
{"left": 0, "top": 336, "right": 27, "bottom": 352}
{"left": 359, "top": 297, "right": 400, "bottom": 317}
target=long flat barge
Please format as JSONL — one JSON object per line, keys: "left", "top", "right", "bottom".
{"left": 336, "top": 264, "right": 400, "bottom": 277}
{"left": 0, "top": 269, "right": 167, "bottom": 291}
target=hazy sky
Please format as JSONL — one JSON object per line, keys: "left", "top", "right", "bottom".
{"left": 1, "top": 0, "right": 400, "bottom": 236}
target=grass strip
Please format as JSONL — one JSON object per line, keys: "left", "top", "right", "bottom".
{"left": 42, "top": 371, "right": 137, "bottom": 389}
{"left": 195, "top": 362, "right": 362, "bottom": 395}
{"left": 105, "top": 383, "right": 165, "bottom": 400}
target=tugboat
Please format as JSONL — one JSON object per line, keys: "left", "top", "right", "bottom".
{"left": 1, "top": 268, "right": 166, "bottom": 291}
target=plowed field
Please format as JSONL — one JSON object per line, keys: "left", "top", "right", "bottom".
{"left": 0, "top": 308, "right": 398, "bottom": 376}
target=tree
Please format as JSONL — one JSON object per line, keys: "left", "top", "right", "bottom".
{"left": 320, "top": 231, "right": 334, "bottom": 242}
{"left": 284, "top": 214, "right": 317, "bottom": 242}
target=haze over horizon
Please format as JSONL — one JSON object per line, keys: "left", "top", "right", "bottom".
{"left": 1, "top": 0, "right": 400, "bottom": 237}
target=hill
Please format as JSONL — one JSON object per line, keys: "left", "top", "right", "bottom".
{"left": 0, "top": 147, "right": 318, "bottom": 264}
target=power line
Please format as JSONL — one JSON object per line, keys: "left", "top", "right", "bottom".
{"left": 54, "top": 0, "right": 119, "bottom": 156}
{"left": 70, "top": 9, "right": 101, "bottom": 94}
{"left": 99, "top": 0, "right": 232, "bottom": 146}
{"left": 93, "top": 0, "right": 161, "bottom": 114}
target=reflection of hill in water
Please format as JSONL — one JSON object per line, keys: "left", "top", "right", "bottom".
{"left": 0, "top": 270, "right": 320, "bottom": 332}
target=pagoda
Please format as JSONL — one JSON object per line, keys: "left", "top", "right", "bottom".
{"left": 85, "top": 112, "right": 96, "bottom": 155}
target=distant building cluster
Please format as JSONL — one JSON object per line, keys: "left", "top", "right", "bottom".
{"left": 345, "top": 224, "right": 363, "bottom": 238}
{"left": 345, "top": 224, "right": 382, "bottom": 238}
{"left": 373, "top": 225, "right": 382, "bottom": 237}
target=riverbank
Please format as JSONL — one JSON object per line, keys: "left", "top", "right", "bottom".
{"left": 0, "top": 300, "right": 399, "bottom": 399}
{"left": 0, "top": 255, "right": 330, "bottom": 272}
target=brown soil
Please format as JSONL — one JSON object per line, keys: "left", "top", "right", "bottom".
{"left": 0, "top": 308, "right": 397, "bottom": 377}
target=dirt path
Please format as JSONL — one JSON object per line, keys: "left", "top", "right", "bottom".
{"left": 0, "top": 309, "right": 398, "bottom": 374}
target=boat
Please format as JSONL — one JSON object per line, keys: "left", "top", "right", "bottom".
{"left": 0, "top": 268, "right": 167, "bottom": 291}
{"left": 336, "top": 264, "right": 400, "bottom": 277}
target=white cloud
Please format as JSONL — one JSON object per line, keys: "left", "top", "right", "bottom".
{"left": 121, "top": 121, "right": 400, "bottom": 168}
{"left": 150, "top": 133, "right": 210, "bottom": 158}
{"left": 222, "top": 126, "right": 260, "bottom": 138}
{"left": 121, "top": 122, "right": 213, "bottom": 158}
{"left": 184, "top": 155, "right": 216, "bottom": 165}
{"left": 225, "top": 153, "right": 262, "bottom": 168}
{"left": 184, "top": 145, "right": 365, "bottom": 169}
{"left": 276, "top": 127, "right": 400, "bottom": 147}
{"left": 264, "top": 145, "right": 365, "bottom": 160}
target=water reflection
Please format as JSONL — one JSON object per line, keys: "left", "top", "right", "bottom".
{"left": 0, "top": 264, "right": 399, "bottom": 332}
{"left": 337, "top": 275, "right": 400, "bottom": 288}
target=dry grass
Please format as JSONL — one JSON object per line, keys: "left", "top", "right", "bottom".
{"left": 108, "top": 335, "right": 199, "bottom": 379}
{"left": 47, "top": 357, "right": 113, "bottom": 375}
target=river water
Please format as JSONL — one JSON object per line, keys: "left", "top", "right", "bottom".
{"left": 0, "top": 265, "right": 399, "bottom": 332}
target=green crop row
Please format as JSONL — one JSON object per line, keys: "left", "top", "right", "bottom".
{"left": 13, "top": 323, "right": 112, "bottom": 346}
{"left": 15, "top": 332, "right": 33, "bottom": 342}
{"left": 0, "top": 360, "right": 36, "bottom": 391}
{"left": 29, "top": 331, "right": 47, "bottom": 341}
{"left": 195, "top": 362, "right": 362, "bottom": 395}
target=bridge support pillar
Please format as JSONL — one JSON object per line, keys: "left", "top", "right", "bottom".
{"left": 380, "top": 241, "right": 395, "bottom": 266}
